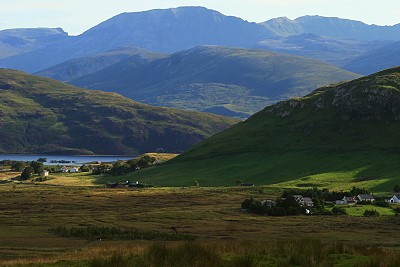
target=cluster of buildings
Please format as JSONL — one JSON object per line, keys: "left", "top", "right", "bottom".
{"left": 59, "top": 166, "right": 80, "bottom": 173}
{"left": 335, "top": 194, "right": 375, "bottom": 205}
{"left": 293, "top": 195, "right": 314, "bottom": 207}
{"left": 106, "top": 181, "right": 146, "bottom": 188}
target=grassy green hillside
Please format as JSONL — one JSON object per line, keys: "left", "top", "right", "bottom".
{"left": 70, "top": 46, "right": 360, "bottom": 118}
{"left": 0, "top": 69, "right": 238, "bottom": 155}
{"left": 126, "top": 67, "right": 400, "bottom": 192}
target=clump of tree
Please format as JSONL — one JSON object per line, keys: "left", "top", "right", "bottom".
{"left": 242, "top": 197, "right": 307, "bottom": 216}
{"left": 37, "top": 157, "right": 47, "bottom": 163}
{"left": 29, "top": 161, "right": 44, "bottom": 174}
{"left": 332, "top": 207, "right": 347, "bottom": 215}
{"left": 0, "top": 160, "right": 28, "bottom": 172}
{"left": 19, "top": 161, "right": 45, "bottom": 180}
{"left": 11, "top": 161, "right": 26, "bottom": 172}
{"left": 393, "top": 207, "right": 400, "bottom": 216}
{"left": 80, "top": 164, "right": 90, "bottom": 172}
{"left": 92, "top": 163, "right": 112, "bottom": 175}
{"left": 363, "top": 209, "right": 380, "bottom": 217}
{"left": 20, "top": 166, "right": 34, "bottom": 180}
{"left": 110, "top": 155, "right": 157, "bottom": 176}
{"left": 282, "top": 186, "right": 369, "bottom": 202}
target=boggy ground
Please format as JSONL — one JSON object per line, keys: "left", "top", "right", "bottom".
{"left": 1, "top": 183, "right": 400, "bottom": 266}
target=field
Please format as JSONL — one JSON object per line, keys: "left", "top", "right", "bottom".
{"left": 1, "top": 178, "right": 400, "bottom": 266}
{"left": 341, "top": 204, "right": 396, "bottom": 216}
{"left": 124, "top": 150, "right": 400, "bottom": 193}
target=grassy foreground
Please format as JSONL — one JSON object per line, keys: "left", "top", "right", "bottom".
{"left": 1, "top": 183, "right": 400, "bottom": 266}
{"left": 7, "top": 240, "right": 400, "bottom": 267}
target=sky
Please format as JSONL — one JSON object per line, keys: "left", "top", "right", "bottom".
{"left": 0, "top": 0, "right": 399, "bottom": 35}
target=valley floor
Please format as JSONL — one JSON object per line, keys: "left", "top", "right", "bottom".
{"left": 1, "top": 182, "right": 400, "bottom": 266}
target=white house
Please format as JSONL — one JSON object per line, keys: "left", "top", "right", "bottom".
{"left": 302, "top": 197, "right": 314, "bottom": 207}
{"left": 60, "top": 166, "right": 68, "bottom": 173}
{"left": 69, "top": 167, "right": 79, "bottom": 173}
{"left": 40, "top": 170, "right": 49, "bottom": 178}
{"left": 357, "top": 194, "right": 375, "bottom": 202}
{"left": 336, "top": 196, "right": 357, "bottom": 205}
{"left": 261, "top": 199, "right": 276, "bottom": 207}
{"left": 386, "top": 194, "right": 400, "bottom": 204}
{"left": 292, "top": 195, "right": 314, "bottom": 207}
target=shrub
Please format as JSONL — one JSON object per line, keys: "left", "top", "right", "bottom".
{"left": 363, "top": 209, "right": 380, "bottom": 217}
{"left": 20, "top": 166, "right": 34, "bottom": 180}
{"left": 374, "top": 200, "right": 389, "bottom": 207}
{"left": 11, "top": 161, "right": 25, "bottom": 172}
{"left": 332, "top": 207, "right": 347, "bottom": 215}
{"left": 80, "top": 164, "right": 90, "bottom": 172}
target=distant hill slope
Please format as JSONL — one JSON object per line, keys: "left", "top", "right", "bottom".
{"left": 262, "top": 16, "right": 400, "bottom": 41}
{"left": 35, "top": 47, "right": 165, "bottom": 81}
{"left": 0, "top": 69, "right": 238, "bottom": 155}
{"left": 0, "top": 28, "right": 68, "bottom": 59}
{"left": 70, "top": 46, "right": 360, "bottom": 118}
{"left": 344, "top": 41, "right": 400, "bottom": 75}
{"left": 0, "top": 7, "right": 275, "bottom": 73}
{"left": 256, "top": 33, "right": 392, "bottom": 67}
{"left": 126, "top": 67, "right": 400, "bottom": 191}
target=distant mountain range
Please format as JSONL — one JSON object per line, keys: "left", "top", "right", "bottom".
{"left": 0, "top": 7, "right": 275, "bottom": 73}
{"left": 262, "top": 15, "right": 400, "bottom": 41}
{"left": 344, "top": 41, "right": 400, "bottom": 75}
{"left": 0, "top": 69, "right": 237, "bottom": 155}
{"left": 126, "top": 67, "right": 400, "bottom": 190}
{"left": 255, "top": 33, "right": 391, "bottom": 66}
{"left": 35, "top": 47, "right": 165, "bottom": 81}
{"left": 68, "top": 46, "right": 359, "bottom": 118}
{"left": 0, "top": 7, "right": 399, "bottom": 73}
{"left": 0, "top": 27, "right": 67, "bottom": 59}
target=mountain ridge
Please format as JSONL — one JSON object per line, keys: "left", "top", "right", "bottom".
{"left": 2, "top": 7, "right": 399, "bottom": 73}
{"left": 263, "top": 15, "right": 400, "bottom": 40}
{"left": 0, "top": 69, "right": 238, "bottom": 155}
{"left": 69, "top": 45, "right": 360, "bottom": 117}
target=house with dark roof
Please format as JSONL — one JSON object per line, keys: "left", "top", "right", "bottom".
{"left": 357, "top": 194, "right": 375, "bottom": 202}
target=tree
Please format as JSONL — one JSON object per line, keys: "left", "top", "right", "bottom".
{"left": 332, "top": 207, "right": 347, "bottom": 215}
{"left": 393, "top": 184, "right": 400, "bottom": 193}
{"left": 111, "top": 161, "right": 130, "bottom": 175}
{"left": 30, "top": 161, "right": 44, "bottom": 174}
{"left": 21, "top": 166, "right": 34, "bottom": 180}
{"left": 80, "top": 164, "right": 90, "bottom": 172}
{"left": 11, "top": 162, "right": 25, "bottom": 172}
{"left": 363, "top": 209, "right": 380, "bottom": 217}
{"left": 37, "top": 158, "right": 47, "bottom": 163}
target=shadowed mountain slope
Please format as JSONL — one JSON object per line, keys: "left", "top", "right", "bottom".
{"left": 344, "top": 41, "right": 400, "bottom": 75}
{"left": 35, "top": 47, "right": 165, "bottom": 81}
{"left": 126, "top": 67, "right": 400, "bottom": 191}
{"left": 0, "top": 69, "right": 238, "bottom": 155}
{"left": 70, "top": 46, "right": 360, "bottom": 118}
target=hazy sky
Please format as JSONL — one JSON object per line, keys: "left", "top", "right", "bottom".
{"left": 0, "top": 0, "right": 399, "bottom": 35}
